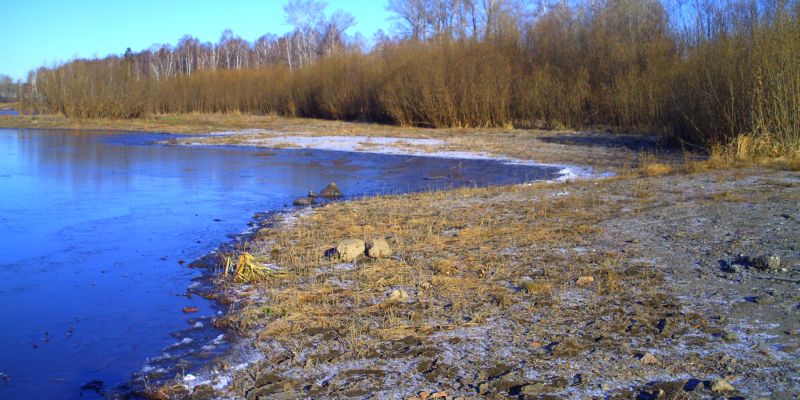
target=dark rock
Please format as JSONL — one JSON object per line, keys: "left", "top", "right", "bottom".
{"left": 320, "top": 182, "right": 343, "bottom": 198}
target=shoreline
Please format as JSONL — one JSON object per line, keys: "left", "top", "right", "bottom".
{"left": 133, "top": 151, "right": 587, "bottom": 398}
{"left": 165, "top": 132, "right": 604, "bottom": 182}
{"left": 122, "top": 137, "right": 581, "bottom": 398}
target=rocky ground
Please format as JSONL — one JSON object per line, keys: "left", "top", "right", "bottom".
{"left": 154, "top": 167, "right": 799, "bottom": 400}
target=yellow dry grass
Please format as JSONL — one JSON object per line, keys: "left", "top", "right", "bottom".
{"left": 223, "top": 252, "right": 287, "bottom": 283}
{"left": 215, "top": 177, "right": 670, "bottom": 352}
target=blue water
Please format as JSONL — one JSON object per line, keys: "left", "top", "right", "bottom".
{"left": 0, "top": 109, "right": 18, "bottom": 116}
{"left": 0, "top": 129, "right": 560, "bottom": 399}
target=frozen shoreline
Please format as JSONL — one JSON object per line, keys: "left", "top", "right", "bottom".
{"left": 172, "top": 132, "right": 606, "bottom": 182}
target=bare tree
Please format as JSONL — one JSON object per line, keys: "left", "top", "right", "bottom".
{"left": 321, "top": 10, "right": 356, "bottom": 54}
{"left": 284, "top": 0, "right": 327, "bottom": 66}
{"left": 176, "top": 35, "right": 200, "bottom": 75}
{"left": 254, "top": 34, "right": 280, "bottom": 68}
{"left": 388, "top": 0, "right": 429, "bottom": 40}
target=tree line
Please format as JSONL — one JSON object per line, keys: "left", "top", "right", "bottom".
{"left": 0, "top": 75, "right": 22, "bottom": 103}
{"left": 20, "top": 0, "right": 800, "bottom": 157}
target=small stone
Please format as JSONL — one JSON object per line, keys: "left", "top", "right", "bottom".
{"left": 711, "top": 379, "right": 735, "bottom": 393}
{"left": 430, "top": 391, "right": 447, "bottom": 399}
{"left": 320, "top": 182, "right": 343, "bottom": 198}
{"left": 640, "top": 353, "right": 659, "bottom": 365}
{"left": 478, "top": 382, "right": 489, "bottom": 395}
{"left": 419, "top": 391, "right": 430, "bottom": 400}
{"left": 576, "top": 276, "right": 595, "bottom": 286}
{"left": 336, "top": 239, "right": 366, "bottom": 262}
{"left": 388, "top": 289, "right": 409, "bottom": 303}
{"left": 750, "top": 254, "right": 781, "bottom": 270}
{"left": 366, "top": 238, "right": 393, "bottom": 258}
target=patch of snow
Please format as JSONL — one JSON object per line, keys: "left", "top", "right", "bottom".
{"left": 249, "top": 135, "right": 444, "bottom": 153}
{"left": 204, "top": 128, "right": 275, "bottom": 137}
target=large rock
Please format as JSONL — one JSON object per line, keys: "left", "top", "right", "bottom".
{"left": 366, "top": 238, "right": 393, "bottom": 258}
{"left": 336, "top": 239, "right": 365, "bottom": 262}
{"left": 320, "top": 182, "right": 343, "bottom": 198}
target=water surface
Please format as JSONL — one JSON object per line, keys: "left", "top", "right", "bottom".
{"left": 0, "top": 129, "right": 560, "bottom": 399}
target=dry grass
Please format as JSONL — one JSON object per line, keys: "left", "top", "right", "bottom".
{"left": 214, "top": 177, "right": 673, "bottom": 354}
{"left": 223, "top": 252, "right": 287, "bottom": 283}
{"left": 640, "top": 162, "right": 673, "bottom": 177}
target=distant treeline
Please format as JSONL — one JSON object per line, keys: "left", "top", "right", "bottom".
{"left": 0, "top": 75, "right": 21, "bottom": 103}
{"left": 21, "top": 0, "right": 800, "bottom": 157}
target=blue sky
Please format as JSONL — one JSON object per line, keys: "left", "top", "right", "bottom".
{"left": 0, "top": 0, "right": 392, "bottom": 81}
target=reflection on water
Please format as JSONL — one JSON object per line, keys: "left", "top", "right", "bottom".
{"left": 0, "top": 129, "right": 559, "bottom": 399}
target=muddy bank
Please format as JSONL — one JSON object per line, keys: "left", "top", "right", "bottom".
{"left": 150, "top": 166, "right": 798, "bottom": 400}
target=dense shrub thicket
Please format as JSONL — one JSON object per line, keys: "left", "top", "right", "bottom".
{"left": 22, "top": 0, "right": 800, "bottom": 157}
